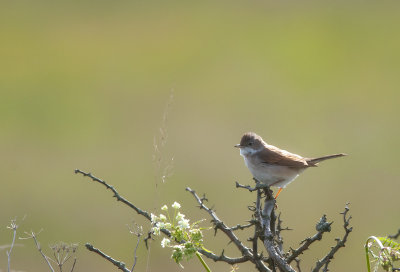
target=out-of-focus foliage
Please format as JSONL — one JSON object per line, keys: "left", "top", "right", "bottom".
{"left": 366, "top": 236, "right": 400, "bottom": 272}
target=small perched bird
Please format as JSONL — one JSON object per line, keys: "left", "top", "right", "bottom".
{"left": 235, "top": 132, "right": 346, "bottom": 198}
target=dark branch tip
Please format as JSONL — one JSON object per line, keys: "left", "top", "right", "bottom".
{"left": 85, "top": 243, "right": 93, "bottom": 250}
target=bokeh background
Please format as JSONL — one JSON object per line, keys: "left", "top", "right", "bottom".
{"left": 1, "top": 1, "right": 399, "bottom": 271}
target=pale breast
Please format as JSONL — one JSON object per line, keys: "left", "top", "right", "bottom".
{"left": 243, "top": 155, "right": 304, "bottom": 187}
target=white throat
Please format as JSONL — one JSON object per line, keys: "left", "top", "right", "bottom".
{"left": 239, "top": 147, "right": 259, "bottom": 157}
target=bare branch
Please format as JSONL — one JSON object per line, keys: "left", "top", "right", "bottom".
{"left": 252, "top": 189, "right": 264, "bottom": 271}
{"left": 86, "top": 243, "right": 130, "bottom": 272}
{"left": 236, "top": 181, "right": 258, "bottom": 192}
{"left": 287, "top": 232, "right": 324, "bottom": 265}
{"left": 231, "top": 222, "right": 255, "bottom": 231}
{"left": 75, "top": 169, "right": 152, "bottom": 221}
{"left": 261, "top": 194, "right": 296, "bottom": 272}
{"left": 312, "top": 203, "right": 352, "bottom": 272}
{"left": 186, "top": 187, "right": 254, "bottom": 258}
{"left": 276, "top": 213, "right": 291, "bottom": 253}
{"left": 75, "top": 169, "right": 172, "bottom": 241}
{"left": 198, "top": 249, "right": 251, "bottom": 264}
{"left": 286, "top": 215, "right": 332, "bottom": 264}
{"left": 294, "top": 258, "right": 302, "bottom": 272}
{"left": 143, "top": 231, "right": 153, "bottom": 249}
{"left": 186, "top": 187, "right": 271, "bottom": 272}
{"left": 75, "top": 169, "right": 177, "bottom": 271}
{"left": 76, "top": 169, "right": 352, "bottom": 271}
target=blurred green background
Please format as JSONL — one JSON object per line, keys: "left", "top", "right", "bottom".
{"left": 1, "top": 1, "right": 399, "bottom": 271}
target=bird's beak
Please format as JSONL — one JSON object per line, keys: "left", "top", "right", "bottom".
{"left": 234, "top": 144, "right": 242, "bottom": 148}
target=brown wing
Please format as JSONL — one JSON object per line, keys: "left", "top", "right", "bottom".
{"left": 257, "top": 145, "right": 309, "bottom": 168}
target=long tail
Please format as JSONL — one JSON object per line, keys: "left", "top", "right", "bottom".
{"left": 306, "top": 153, "right": 347, "bottom": 166}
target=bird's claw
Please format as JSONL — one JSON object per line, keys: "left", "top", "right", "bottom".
{"left": 254, "top": 183, "right": 269, "bottom": 190}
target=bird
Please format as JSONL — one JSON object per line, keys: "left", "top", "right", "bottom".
{"left": 235, "top": 132, "right": 346, "bottom": 198}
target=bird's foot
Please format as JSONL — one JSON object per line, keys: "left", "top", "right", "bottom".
{"left": 254, "top": 183, "right": 269, "bottom": 190}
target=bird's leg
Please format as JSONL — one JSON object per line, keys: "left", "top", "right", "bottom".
{"left": 253, "top": 178, "right": 270, "bottom": 190}
{"left": 268, "top": 179, "right": 285, "bottom": 199}
{"left": 255, "top": 183, "right": 269, "bottom": 190}
{"left": 274, "top": 188, "right": 283, "bottom": 199}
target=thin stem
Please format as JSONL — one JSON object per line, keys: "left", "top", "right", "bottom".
{"left": 365, "top": 241, "right": 371, "bottom": 272}
{"left": 196, "top": 251, "right": 211, "bottom": 272}
{"left": 70, "top": 258, "right": 77, "bottom": 272}
{"left": 130, "top": 235, "right": 141, "bottom": 272}
{"left": 365, "top": 236, "right": 384, "bottom": 272}
{"left": 28, "top": 231, "right": 55, "bottom": 272}
{"left": 7, "top": 220, "right": 18, "bottom": 272}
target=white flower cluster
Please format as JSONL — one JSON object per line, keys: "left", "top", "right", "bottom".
{"left": 151, "top": 202, "right": 188, "bottom": 235}
{"left": 150, "top": 202, "right": 206, "bottom": 266}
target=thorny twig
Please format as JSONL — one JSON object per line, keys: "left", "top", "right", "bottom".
{"left": 74, "top": 169, "right": 152, "bottom": 221}
{"left": 260, "top": 189, "right": 296, "bottom": 272}
{"left": 75, "top": 169, "right": 172, "bottom": 241}
{"left": 186, "top": 187, "right": 271, "bottom": 272}
{"left": 286, "top": 215, "right": 333, "bottom": 264}
{"left": 198, "top": 249, "right": 251, "bottom": 264}
{"left": 86, "top": 243, "right": 130, "bottom": 272}
{"left": 312, "top": 203, "right": 352, "bottom": 272}
{"left": 235, "top": 181, "right": 258, "bottom": 192}
{"left": 276, "top": 213, "right": 291, "bottom": 253}
{"left": 75, "top": 169, "right": 173, "bottom": 269}
{"left": 236, "top": 179, "right": 274, "bottom": 193}
{"left": 185, "top": 188, "right": 254, "bottom": 258}
{"left": 237, "top": 177, "right": 294, "bottom": 270}
{"left": 252, "top": 189, "right": 263, "bottom": 271}
{"left": 231, "top": 222, "right": 255, "bottom": 231}
{"left": 76, "top": 169, "right": 352, "bottom": 271}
